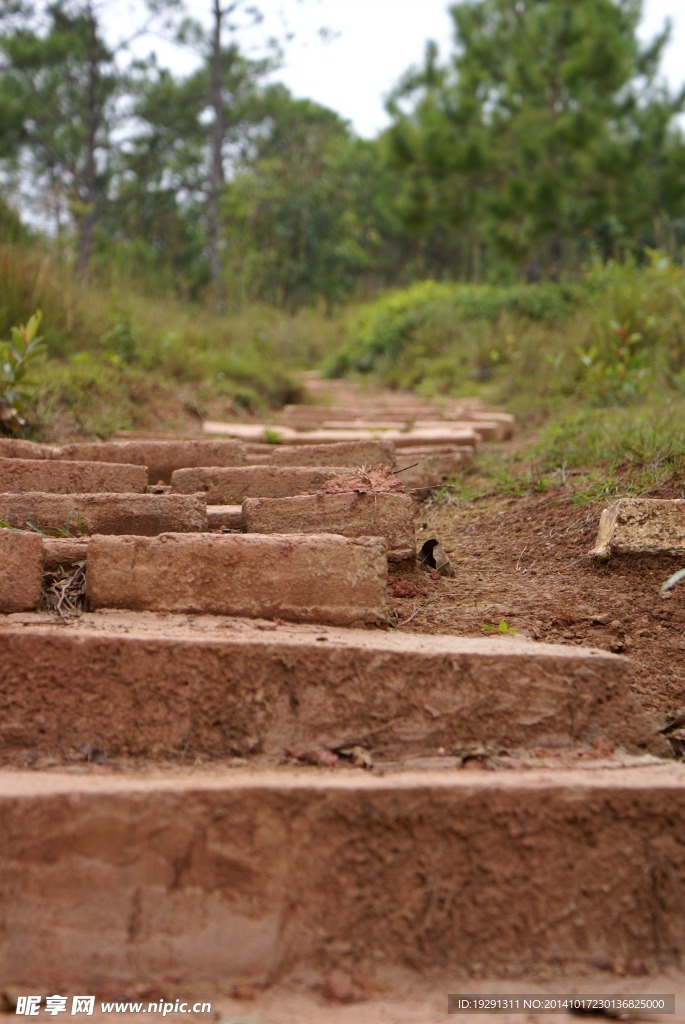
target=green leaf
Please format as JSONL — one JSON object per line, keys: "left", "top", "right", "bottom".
{"left": 661, "top": 569, "right": 685, "bottom": 593}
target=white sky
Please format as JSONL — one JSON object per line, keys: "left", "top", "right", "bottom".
{"left": 134, "top": 0, "right": 684, "bottom": 139}
{"left": 265, "top": 0, "right": 683, "bottom": 137}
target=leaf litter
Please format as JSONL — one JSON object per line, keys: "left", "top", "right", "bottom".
{"left": 41, "top": 561, "right": 87, "bottom": 619}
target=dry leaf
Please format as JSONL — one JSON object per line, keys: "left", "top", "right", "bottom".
{"left": 74, "top": 742, "right": 108, "bottom": 766}
{"left": 337, "top": 745, "right": 374, "bottom": 770}
{"left": 418, "top": 538, "right": 455, "bottom": 577}
{"left": 285, "top": 745, "right": 338, "bottom": 768}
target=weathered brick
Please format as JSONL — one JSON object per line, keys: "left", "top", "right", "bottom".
{"left": 58, "top": 439, "right": 246, "bottom": 484}
{"left": 0, "top": 439, "right": 59, "bottom": 460}
{"left": 0, "top": 614, "right": 648, "bottom": 757}
{"left": 0, "top": 493, "right": 206, "bottom": 536}
{"left": 0, "top": 457, "right": 147, "bottom": 494}
{"left": 86, "top": 532, "right": 387, "bottom": 626}
{"left": 394, "top": 448, "right": 471, "bottom": 489}
{"left": 0, "top": 530, "right": 43, "bottom": 611}
{"left": 171, "top": 465, "right": 351, "bottom": 504}
{"left": 0, "top": 764, "right": 681, "bottom": 988}
{"left": 592, "top": 498, "right": 685, "bottom": 557}
{"left": 243, "top": 491, "right": 416, "bottom": 562}
{"left": 42, "top": 538, "right": 89, "bottom": 572}
{"left": 205, "top": 505, "right": 243, "bottom": 531}
{"left": 268, "top": 439, "right": 396, "bottom": 467}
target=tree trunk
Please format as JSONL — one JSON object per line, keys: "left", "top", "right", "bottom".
{"left": 207, "top": 0, "right": 225, "bottom": 295}
{"left": 77, "top": 0, "right": 101, "bottom": 280}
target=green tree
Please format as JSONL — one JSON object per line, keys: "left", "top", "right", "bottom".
{"left": 120, "top": 38, "right": 274, "bottom": 297}
{"left": 0, "top": 0, "right": 179, "bottom": 275}
{"left": 222, "top": 89, "right": 397, "bottom": 309}
{"left": 0, "top": 1, "right": 119, "bottom": 272}
{"left": 386, "top": 0, "right": 685, "bottom": 279}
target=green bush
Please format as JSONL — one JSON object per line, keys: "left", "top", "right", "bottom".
{"left": 0, "top": 242, "right": 307, "bottom": 436}
{"left": 325, "top": 255, "right": 685, "bottom": 409}
{"left": 325, "top": 278, "right": 582, "bottom": 387}
{"left": 0, "top": 310, "right": 45, "bottom": 435}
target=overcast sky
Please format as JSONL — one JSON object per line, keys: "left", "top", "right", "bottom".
{"left": 265, "top": 0, "right": 683, "bottom": 137}
{"left": 136, "top": 0, "right": 684, "bottom": 139}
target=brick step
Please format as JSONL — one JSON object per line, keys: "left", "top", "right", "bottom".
{"left": 0, "top": 493, "right": 206, "bottom": 536}
{"left": 282, "top": 398, "right": 498, "bottom": 417}
{"left": 203, "top": 422, "right": 481, "bottom": 448}
{"left": 318, "top": 418, "right": 508, "bottom": 440}
{"left": 395, "top": 447, "right": 472, "bottom": 489}
{"left": 171, "top": 465, "right": 353, "bottom": 504}
{"left": 0, "top": 457, "right": 147, "bottom": 493}
{"left": 0, "top": 439, "right": 247, "bottom": 483}
{"left": 267, "top": 439, "right": 396, "bottom": 466}
{"left": 1, "top": 764, "right": 683, "bottom": 991}
{"left": 242, "top": 491, "right": 416, "bottom": 563}
{"left": 0, "top": 611, "right": 655, "bottom": 760}
{"left": 2, "top": 531, "right": 387, "bottom": 621}
{"left": 86, "top": 533, "right": 386, "bottom": 625}
{"left": 110, "top": 979, "right": 685, "bottom": 1024}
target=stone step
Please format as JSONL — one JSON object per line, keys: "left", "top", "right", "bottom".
{"left": 85, "top": 533, "right": 387, "bottom": 626}
{"left": 57, "top": 439, "right": 246, "bottom": 484}
{"left": 0, "top": 440, "right": 249, "bottom": 483}
{"left": 243, "top": 492, "right": 416, "bottom": 563}
{"left": 0, "top": 493, "right": 207, "bottom": 536}
{"left": 0, "top": 611, "right": 653, "bottom": 760}
{"left": 203, "top": 423, "right": 480, "bottom": 449}
{"left": 42, "top": 537, "right": 89, "bottom": 571}
{"left": 0, "top": 530, "right": 43, "bottom": 611}
{"left": 2, "top": 763, "right": 682, "bottom": 990}
{"left": 171, "top": 466, "right": 352, "bottom": 504}
{"left": 281, "top": 403, "right": 441, "bottom": 422}
{"left": 205, "top": 504, "right": 243, "bottom": 531}
{"left": 395, "top": 448, "right": 471, "bottom": 489}
{"left": 319, "top": 418, "right": 506, "bottom": 440}
{"left": 0, "top": 438, "right": 60, "bottom": 460}
{"left": 268, "top": 439, "right": 396, "bottom": 467}
{"left": 592, "top": 498, "right": 685, "bottom": 558}
{"left": 0, "top": 457, "right": 147, "bottom": 494}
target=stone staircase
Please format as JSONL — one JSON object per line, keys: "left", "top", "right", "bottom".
{"left": 0, "top": 377, "right": 683, "bottom": 1021}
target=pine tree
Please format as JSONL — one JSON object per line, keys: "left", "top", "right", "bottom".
{"left": 387, "top": 0, "right": 685, "bottom": 278}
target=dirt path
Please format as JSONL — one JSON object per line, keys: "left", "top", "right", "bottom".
{"left": 2, "top": 373, "right": 685, "bottom": 1022}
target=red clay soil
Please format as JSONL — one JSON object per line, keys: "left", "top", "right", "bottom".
{"left": 389, "top": 476, "right": 685, "bottom": 721}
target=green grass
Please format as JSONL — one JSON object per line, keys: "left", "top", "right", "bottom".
{"left": 0, "top": 241, "right": 353, "bottom": 438}
{"left": 439, "top": 402, "right": 685, "bottom": 506}
{"left": 325, "top": 253, "right": 685, "bottom": 503}
{"left": 325, "top": 253, "right": 685, "bottom": 409}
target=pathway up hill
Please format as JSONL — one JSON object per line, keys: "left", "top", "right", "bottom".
{"left": 0, "top": 374, "right": 683, "bottom": 1023}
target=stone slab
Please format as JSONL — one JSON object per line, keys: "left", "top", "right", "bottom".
{"left": 42, "top": 538, "right": 89, "bottom": 572}
{"left": 243, "top": 492, "right": 416, "bottom": 562}
{"left": 0, "top": 439, "right": 60, "bottom": 460}
{"left": 320, "top": 419, "right": 504, "bottom": 440}
{"left": 0, "top": 493, "right": 207, "bottom": 536}
{"left": 592, "top": 498, "right": 685, "bottom": 557}
{"left": 86, "top": 533, "right": 387, "bottom": 626}
{"left": 171, "top": 465, "right": 351, "bottom": 504}
{"left": 468, "top": 410, "right": 516, "bottom": 437}
{"left": 0, "top": 531, "right": 43, "bottom": 612}
{"left": 58, "top": 439, "right": 246, "bottom": 484}
{"left": 205, "top": 505, "right": 243, "bottom": 531}
{"left": 1, "top": 764, "right": 683, "bottom": 988}
{"left": 0, "top": 611, "right": 650, "bottom": 759}
{"left": 203, "top": 423, "right": 480, "bottom": 448}
{"left": 394, "top": 449, "right": 471, "bottom": 489}
{"left": 0, "top": 457, "right": 147, "bottom": 494}
{"left": 269, "top": 439, "right": 396, "bottom": 468}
